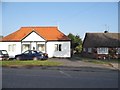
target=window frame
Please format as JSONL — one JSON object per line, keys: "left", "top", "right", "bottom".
{"left": 8, "top": 44, "right": 16, "bottom": 52}
{"left": 97, "top": 48, "right": 108, "bottom": 54}
{"left": 55, "top": 44, "right": 62, "bottom": 51}
{"left": 88, "top": 48, "right": 92, "bottom": 53}
{"left": 22, "top": 44, "right": 30, "bottom": 52}
{"left": 37, "top": 44, "right": 45, "bottom": 52}
{"left": 116, "top": 48, "right": 120, "bottom": 54}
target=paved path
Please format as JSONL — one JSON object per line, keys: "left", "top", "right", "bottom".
{"left": 49, "top": 58, "right": 118, "bottom": 70}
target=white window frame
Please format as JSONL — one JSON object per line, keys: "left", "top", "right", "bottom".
{"left": 8, "top": 45, "right": 12, "bottom": 52}
{"left": 8, "top": 44, "right": 16, "bottom": 52}
{"left": 83, "top": 48, "right": 86, "bottom": 52}
{"left": 22, "top": 44, "right": 30, "bottom": 52}
{"left": 37, "top": 44, "right": 45, "bottom": 52}
{"left": 97, "top": 48, "right": 108, "bottom": 54}
{"left": 116, "top": 48, "right": 120, "bottom": 54}
{"left": 12, "top": 44, "right": 16, "bottom": 52}
{"left": 55, "top": 44, "right": 62, "bottom": 51}
{"left": 88, "top": 48, "right": 92, "bottom": 53}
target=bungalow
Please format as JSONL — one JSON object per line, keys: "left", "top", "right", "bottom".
{"left": 0, "top": 26, "right": 71, "bottom": 58}
{"left": 82, "top": 32, "right": 120, "bottom": 59}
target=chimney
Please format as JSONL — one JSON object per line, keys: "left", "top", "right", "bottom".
{"left": 104, "top": 31, "right": 109, "bottom": 33}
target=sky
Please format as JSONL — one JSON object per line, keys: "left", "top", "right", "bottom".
{"left": 1, "top": 2, "right": 118, "bottom": 40}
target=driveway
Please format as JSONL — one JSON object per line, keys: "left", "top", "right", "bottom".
{"left": 49, "top": 58, "right": 118, "bottom": 70}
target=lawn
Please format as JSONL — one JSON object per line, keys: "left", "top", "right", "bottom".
{"left": 1, "top": 60, "right": 63, "bottom": 67}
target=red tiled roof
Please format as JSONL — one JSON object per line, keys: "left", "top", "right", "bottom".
{"left": 2, "top": 27, "right": 70, "bottom": 41}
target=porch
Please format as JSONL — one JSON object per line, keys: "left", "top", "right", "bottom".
{"left": 21, "top": 41, "right": 46, "bottom": 53}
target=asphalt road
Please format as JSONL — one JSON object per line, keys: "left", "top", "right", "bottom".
{"left": 2, "top": 67, "right": 118, "bottom": 88}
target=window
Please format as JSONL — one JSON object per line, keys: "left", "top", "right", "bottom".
{"left": 8, "top": 44, "right": 16, "bottom": 52}
{"left": 97, "top": 48, "right": 108, "bottom": 54}
{"left": 37, "top": 44, "right": 45, "bottom": 52}
{"left": 116, "top": 48, "right": 120, "bottom": 54}
{"left": 22, "top": 44, "right": 30, "bottom": 52}
{"left": 55, "top": 44, "right": 62, "bottom": 51}
{"left": 12, "top": 44, "right": 16, "bottom": 52}
{"left": 59, "top": 44, "right": 62, "bottom": 51}
{"left": 55, "top": 44, "right": 58, "bottom": 51}
{"left": 24, "top": 50, "right": 30, "bottom": 54}
{"left": 8, "top": 45, "right": 12, "bottom": 51}
{"left": 1, "top": 50, "right": 8, "bottom": 54}
{"left": 83, "top": 48, "right": 86, "bottom": 52}
{"left": 88, "top": 48, "right": 92, "bottom": 53}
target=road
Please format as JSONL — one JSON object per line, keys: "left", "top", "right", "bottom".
{"left": 2, "top": 67, "right": 118, "bottom": 88}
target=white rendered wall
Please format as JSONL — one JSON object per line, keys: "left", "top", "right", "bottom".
{"left": 22, "top": 32, "right": 45, "bottom": 41}
{"left": 0, "top": 41, "right": 71, "bottom": 58}
{"left": 46, "top": 41, "right": 71, "bottom": 58}
{"left": 0, "top": 42, "right": 21, "bottom": 58}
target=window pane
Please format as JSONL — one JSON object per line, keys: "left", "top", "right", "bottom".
{"left": 88, "top": 48, "right": 92, "bottom": 53}
{"left": 12, "top": 44, "right": 16, "bottom": 52}
{"left": 1, "top": 50, "right": 8, "bottom": 54}
{"left": 59, "top": 44, "right": 62, "bottom": 51}
{"left": 38, "top": 44, "right": 45, "bottom": 51}
{"left": 83, "top": 48, "right": 86, "bottom": 52}
{"left": 116, "top": 48, "right": 120, "bottom": 54}
{"left": 55, "top": 44, "right": 58, "bottom": 51}
{"left": 97, "top": 48, "right": 108, "bottom": 54}
{"left": 8, "top": 45, "right": 11, "bottom": 51}
{"left": 22, "top": 44, "right": 30, "bottom": 52}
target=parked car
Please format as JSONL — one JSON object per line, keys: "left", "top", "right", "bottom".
{"left": 0, "top": 50, "right": 9, "bottom": 60}
{"left": 15, "top": 50, "right": 48, "bottom": 60}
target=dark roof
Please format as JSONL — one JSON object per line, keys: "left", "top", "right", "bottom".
{"left": 0, "top": 36, "right": 3, "bottom": 40}
{"left": 83, "top": 33, "right": 120, "bottom": 48}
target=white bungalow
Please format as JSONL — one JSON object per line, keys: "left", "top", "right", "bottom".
{"left": 0, "top": 26, "right": 71, "bottom": 58}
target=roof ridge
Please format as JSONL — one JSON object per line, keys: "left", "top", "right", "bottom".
{"left": 21, "top": 26, "right": 58, "bottom": 28}
{"left": 86, "top": 32, "right": 120, "bottom": 34}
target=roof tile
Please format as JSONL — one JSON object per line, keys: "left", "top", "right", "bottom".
{"left": 2, "top": 27, "right": 70, "bottom": 41}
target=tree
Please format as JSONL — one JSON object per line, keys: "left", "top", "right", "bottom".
{"left": 68, "top": 33, "right": 82, "bottom": 54}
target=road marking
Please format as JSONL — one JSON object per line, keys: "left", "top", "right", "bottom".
{"left": 59, "top": 71, "right": 72, "bottom": 78}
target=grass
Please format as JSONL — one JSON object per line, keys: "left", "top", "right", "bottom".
{"left": 70, "top": 54, "right": 120, "bottom": 64}
{"left": 0, "top": 60, "right": 63, "bottom": 67}
{"left": 0, "top": 56, "right": 119, "bottom": 67}
{"left": 81, "top": 57, "right": 120, "bottom": 64}
{"left": 82, "top": 59, "right": 110, "bottom": 64}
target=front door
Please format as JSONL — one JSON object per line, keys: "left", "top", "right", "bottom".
{"left": 31, "top": 42, "right": 36, "bottom": 50}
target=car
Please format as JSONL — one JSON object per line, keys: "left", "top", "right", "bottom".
{"left": 15, "top": 50, "right": 48, "bottom": 60}
{"left": 0, "top": 50, "right": 9, "bottom": 60}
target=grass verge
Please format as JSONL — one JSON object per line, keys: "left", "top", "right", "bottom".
{"left": 0, "top": 60, "right": 63, "bottom": 67}
{"left": 70, "top": 54, "right": 120, "bottom": 65}
{"left": 82, "top": 57, "right": 120, "bottom": 64}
